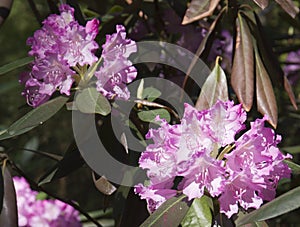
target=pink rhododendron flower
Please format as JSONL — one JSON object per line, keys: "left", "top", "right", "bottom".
{"left": 21, "top": 4, "right": 99, "bottom": 107}
{"left": 135, "top": 181, "right": 177, "bottom": 213}
{"left": 95, "top": 25, "right": 137, "bottom": 100}
{"left": 13, "top": 176, "right": 81, "bottom": 227}
{"left": 135, "top": 100, "right": 292, "bottom": 218}
{"left": 219, "top": 117, "right": 292, "bottom": 218}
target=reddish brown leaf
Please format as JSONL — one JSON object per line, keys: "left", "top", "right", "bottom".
{"left": 231, "top": 14, "right": 254, "bottom": 111}
{"left": 275, "top": 0, "right": 299, "bottom": 18}
{"left": 92, "top": 172, "right": 116, "bottom": 195}
{"left": 255, "top": 48, "right": 278, "bottom": 128}
{"left": 182, "top": 0, "right": 220, "bottom": 25}
{"left": 0, "top": 167, "right": 18, "bottom": 227}
{"left": 252, "top": 0, "right": 269, "bottom": 9}
{"left": 196, "top": 57, "right": 229, "bottom": 110}
{"left": 284, "top": 76, "right": 298, "bottom": 110}
{"left": 242, "top": 11, "right": 297, "bottom": 110}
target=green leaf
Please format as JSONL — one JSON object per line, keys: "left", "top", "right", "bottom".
{"left": 0, "top": 96, "right": 69, "bottom": 141}
{"left": 196, "top": 57, "right": 228, "bottom": 110}
{"left": 140, "top": 194, "right": 191, "bottom": 227}
{"left": 181, "top": 196, "right": 212, "bottom": 227}
{"left": 137, "top": 79, "right": 144, "bottom": 100}
{"left": 284, "top": 160, "right": 300, "bottom": 175}
{"left": 0, "top": 56, "right": 33, "bottom": 75}
{"left": 254, "top": 45, "right": 278, "bottom": 128}
{"left": 235, "top": 186, "right": 300, "bottom": 225}
{"left": 36, "top": 192, "right": 48, "bottom": 200}
{"left": 113, "top": 185, "right": 132, "bottom": 226}
{"left": 101, "top": 5, "right": 124, "bottom": 23}
{"left": 281, "top": 145, "right": 300, "bottom": 154}
{"left": 138, "top": 109, "right": 171, "bottom": 123}
{"left": 75, "top": 87, "right": 111, "bottom": 116}
{"left": 182, "top": 0, "right": 220, "bottom": 25}
{"left": 236, "top": 212, "right": 269, "bottom": 227}
{"left": 0, "top": 80, "right": 19, "bottom": 95}
{"left": 231, "top": 13, "right": 254, "bottom": 111}
{"left": 142, "top": 87, "right": 162, "bottom": 102}
{"left": 38, "top": 142, "right": 85, "bottom": 185}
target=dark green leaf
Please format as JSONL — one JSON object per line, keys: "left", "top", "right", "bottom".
{"left": 142, "top": 87, "right": 162, "bottom": 102}
{"left": 38, "top": 142, "right": 84, "bottom": 185}
{"left": 21, "top": 148, "right": 62, "bottom": 162}
{"left": 182, "top": 0, "right": 220, "bottom": 25}
{"left": 113, "top": 185, "right": 131, "bottom": 226}
{"left": 181, "top": 196, "right": 212, "bottom": 227}
{"left": 235, "top": 186, "right": 300, "bottom": 225}
{"left": 0, "top": 56, "right": 33, "bottom": 75}
{"left": 20, "top": 137, "right": 39, "bottom": 164}
{"left": 138, "top": 109, "right": 171, "bottom": 123}
{"left": 0, "top": 96, "right": 69, "bottom": 141}
{"left": 284, "top": 160, "right": 300, "bottom": 175}
{"left": 252, "top": 0, "right": 269, "bottom": 9}
{"left": 196, "top": 57, "right": 228, "bottom": 110}
{"left": 254, "top": 46, "right": 278, "bottom": 128}
{"left": 236, "top": 212, "right": 269, "bottom": 227}
{"left": 101, "top": 5, "right": 124, "bottom": 23}
{"left": 118, "top": 188, "right": 149, "bottom": 227}
{"left": 0, "top": 167, "right": 18, "bottom": 227}
{"left": 140, "top": 194, "right": 191, "bottom": 227}
{"left": 275, "top": 0, "right": 299, "bottom": 18}
{"left": 281, "top": 145, "right": 300, "bottom": 154}
{"left": 0, "top": 80, "right": 18, "bottom": 95}
{"left": 231, "top": 13, "right": 254, "bottom": 111}
{"left": 75, "top": 87, "right": 111, "bottom": 116}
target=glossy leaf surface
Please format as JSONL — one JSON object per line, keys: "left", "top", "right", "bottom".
{"left": 182, "top": 0, "right": 220, "bottom": 25}
{"left": 196, "top": 57, "right": 228, "bottom": 110}
{"left": 235, "top": 186, "right": 300, "bottom": 225}
{"left": 0, "top": 96, "right": 69, "bottom": 140}
{"left": 140, "top": 195, "right": 191, "bottom": 227}
{"left": 75, "top": 87, "right": 111, "bottom": 116}
{"left": 231, "top": 13, "right": 254, "bottom": 111}
{"left": 181, "top": 196, "right": 212, "bottom": 227}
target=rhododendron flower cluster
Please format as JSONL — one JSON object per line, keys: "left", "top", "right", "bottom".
{"left": 134, "top": 100, "right": 292, "bottom": 218}
{"left": 20, "top": 4, "right": 99, "bottom": 107}
{"left": 20, "top": 4, "right": 137, "bottom": 107}
{"left": 13, "top": 176, "right": 81, "bottom": 227}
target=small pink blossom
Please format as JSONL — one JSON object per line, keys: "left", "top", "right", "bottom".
{"left": 13, "top": 176, "right": 81, "bottom": 227}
